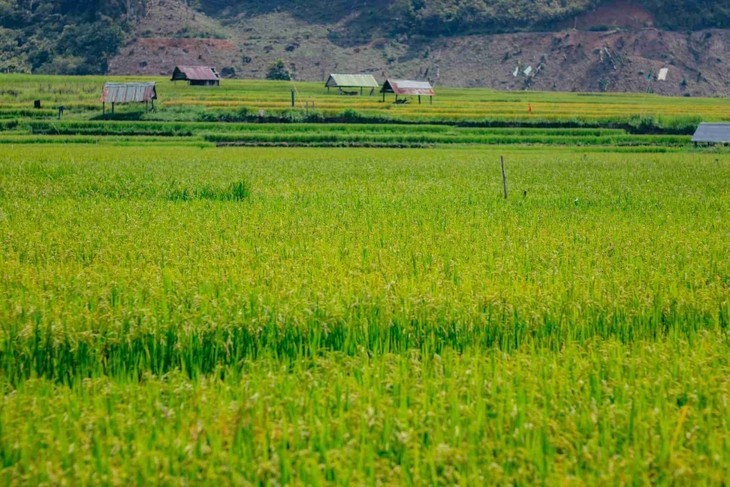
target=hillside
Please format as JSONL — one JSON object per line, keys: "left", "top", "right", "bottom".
{"left": 1, "top": 0, "right": 729, "bottom": 95}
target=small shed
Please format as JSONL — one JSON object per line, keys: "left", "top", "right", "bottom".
{"left": 100, "top": 82, "right": 157, "bottom": 114}
{"left": 171, "top": 66, "right": 221, "bottom": 86}
{"left": 325, "top": 74, "right": 379, "bottom": 95}
{"left": 380, "top": 79, "right": 435, "bottom": 104}
{"left": 692, "top": 123, "right": 730, "bottom": 145}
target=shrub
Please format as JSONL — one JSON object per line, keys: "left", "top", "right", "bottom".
{"left": 266, "top": 59, "right": 291, "bottom": 81}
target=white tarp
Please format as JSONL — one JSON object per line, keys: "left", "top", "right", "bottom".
{"left": 523, "top": 66, "right": 533, "bottom": 76}
{"left": 513, "top": 66, "right": 519, "bottom": 77}
{"left": 657, "top": 68, "right": 669, "bottom": 81}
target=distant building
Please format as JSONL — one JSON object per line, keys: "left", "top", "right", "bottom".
{"left": 380, "top": 79, "right": 435, "bottom": 104}
{"left": 692, "top": 123, "right": 730, "bottom": 145}
{"left": 325, "top": 74, "right": 379, "bottom": 95}
{"left": 171, "top": 66, "right": 221, "bottom": 86}
{"left": 100, "top": 82, "right": 157, "bottom": 114}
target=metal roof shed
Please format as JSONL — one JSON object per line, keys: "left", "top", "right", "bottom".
{"left": 380, "top": 79, "right": 435, "bottom": 104}
{"left": 172, "top": 66, "right": 221, "bottom": 86}
{"left": 325, "top": 74, "right": 379, "bottom": 95}
{"left": 100, "top": 82, "right": 157, "bottom": 114}
{"left": 692, "top": 123, "right": 730, "bottom": 144}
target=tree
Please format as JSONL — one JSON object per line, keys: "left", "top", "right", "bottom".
{"left": 266, "top": 59, "right": 291, "bottom": 81}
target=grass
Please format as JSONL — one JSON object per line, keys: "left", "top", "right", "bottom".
{"left": 0, "top": 144, "right": 728, "bottom": 483}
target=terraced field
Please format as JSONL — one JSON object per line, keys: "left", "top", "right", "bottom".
{"left": 2, "top": 74, "right": 730, "bottom": 126}
{"left": 0, "top": 75, "right": 728, "bottom": 484}
{"left": 0, "top": 120, "right": 692, "bottom": 149}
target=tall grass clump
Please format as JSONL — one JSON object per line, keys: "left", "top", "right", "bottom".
{"left": 166, "top": 178, "right": 250, "bottom": 201}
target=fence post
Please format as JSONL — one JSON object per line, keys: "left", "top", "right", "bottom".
{"left": 501, "top": 156, "right": 508, "bottom": 199}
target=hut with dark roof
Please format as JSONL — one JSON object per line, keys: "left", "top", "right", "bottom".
{"left": 380, "top": 79, "right": 435, "bottom": 104}
{"left": 171, "top": 66, "right": 221, "bottom": 86}
{"left": 325, "top": 74, "right": 379, "bottom": 95}
{"left": 100, "top": 82, "right": 157, "bottom": 114}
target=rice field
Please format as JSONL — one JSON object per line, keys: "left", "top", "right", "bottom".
{"left": 0, "top": 120, "right": 692, "bottom": 148}
{"left": 0, "top": 75, "right": 729, "bottom": 484}
{"left": 1, "top": 74, "right": 730, "bottom": 126}
{"left": 1, "top": 145, "right": 729, "bottom": 484}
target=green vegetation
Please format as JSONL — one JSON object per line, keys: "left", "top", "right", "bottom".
{"left": 394, "top": 0, "right": 730, "bottom": 35}
{"left": 0, "top": 74, "right": 728, "bottom": 483}
{"left": 0, "top": 120, "right": 692, "bottom": 148}
{"left": 0, "top": 74, "right": 727, "bottom": 130}
{"left": 394, "top": 0, "right": 601, "bottom": 35}
{"left": 0, "top": 144, "right": 728, "bottom": 483}
{"left": 0, "top": 73, "right": 725, "bottom": 151}
{"left": 266, "top": 59, "right": 292, "bottom": 81}
{"left": 642, "top": 0, "right": 730, "bottom": 29}
{"left": 203, "top": 0, "right": 730, "bottom": 35}
{"left": 0, "top": 0, "right": 141, "bottom": 74}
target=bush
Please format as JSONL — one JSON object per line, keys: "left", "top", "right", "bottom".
{"left": 199, "top": 107, "right": 252, "bottom": 123}
{"left": 266, "top": 59, "right": 291, "bottom": 81}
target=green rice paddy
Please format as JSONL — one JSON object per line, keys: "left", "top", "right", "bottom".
{"left": 0, "top": 75, "right": 728, "bottom": 484}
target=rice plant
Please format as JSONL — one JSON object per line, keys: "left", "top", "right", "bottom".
{"left": 0, "top": 144, "right": 728, "bottom": 483}
{"left": 0, "top": 73, "right": 728, "bottom": 483}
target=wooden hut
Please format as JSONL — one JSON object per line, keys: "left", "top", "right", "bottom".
{"left": 100, "top": 82, "right": 157, "bottom": 114}
{"left": 325, "top": 74, "right": 379, "bottom": 95}
{"left": 171, "top": 66, "right": 221, "bottom": 86}
{"left": 380, "top": 79, "right": 435, "bottom": 104}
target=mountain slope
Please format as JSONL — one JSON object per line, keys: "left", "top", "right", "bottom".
{"left": 107, "top": 0, "right": 730, "bottom": 96}
{"left": 1, "top": 0, "right": 729, "bottom": 96}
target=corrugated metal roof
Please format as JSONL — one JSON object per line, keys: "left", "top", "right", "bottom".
{"left": 172, "top": 66, "right": 220, "bottom": 81}
{"left": 101, "top": 82, "right": 157, "bottom": 104}
{"left": 325, "top": 74, "right": 379, "bottom": 88}
{"left": 381, "top": 79, "right": 435, "bottom": 96}
{"left": 692, "top": 123, "right": 730, "bottom": 143}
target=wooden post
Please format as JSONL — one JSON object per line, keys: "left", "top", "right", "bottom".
{"left": 111, "top": 103, "right": 115, "bottom": 114}
{"left": 102, "top": 102, "right": 105, "bottom": 115}
{"left": 500, "top": 156, "right": 508, "bottom": 200}
{"left": 291, "top": 89, "right": 296, "bottom": 108}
